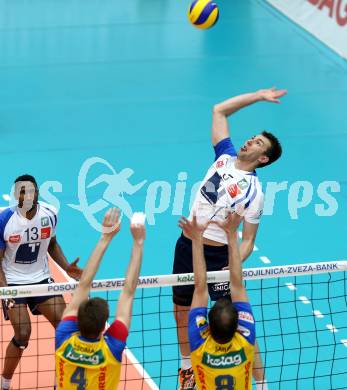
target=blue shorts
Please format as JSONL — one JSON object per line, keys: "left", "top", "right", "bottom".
{"left": 3, "top": 277, "right": 63, "bottom": 319}
{"left": 172, "top": 234, "right": 231, "bottom": 306}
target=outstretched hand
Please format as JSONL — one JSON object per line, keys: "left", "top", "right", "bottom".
{"left": 130, "top": 212, "right": 146, "bottom": 245}
{"left": 102, "top": 208, "right": 121, "bottom": 239}
{"left": 256, "top": 87, "right": 287, "bottom": 103}
{"left": 179, "top": 215, "right": 209, "bottom": 240}
{"left": 214, "top": 212, "right": 241, "bottom": 238}
{"left": 66, "top": 257, "right": 83, "bottom": 280}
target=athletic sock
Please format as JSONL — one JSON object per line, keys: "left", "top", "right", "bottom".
{"left": 180, "top": 354, "right": 192, "bottom": 371}
{"left": 255, "top": 380, "right": 268, "bottom": 390}
{"left": 1, "top": 376, "right": 11, "bottom": 390}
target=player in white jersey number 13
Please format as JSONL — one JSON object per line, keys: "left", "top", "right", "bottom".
{"left": 0, "top": 174, "right": 83, "bottom": 390}
{"left": 173, "top": 88, "right": 287, "bottom": 390}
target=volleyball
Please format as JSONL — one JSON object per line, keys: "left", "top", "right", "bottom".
{"left": 188, "top": 0, "right": 219, "bottom": 29}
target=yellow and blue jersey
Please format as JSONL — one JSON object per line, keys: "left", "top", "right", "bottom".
{"left": 188, "top": 302, "right": 255, "bottom": 390}
{"left": 55, "top": 316, "right": 128, "bottom": 389}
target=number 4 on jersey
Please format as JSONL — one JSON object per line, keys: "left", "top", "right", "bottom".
{"left": 70, "top": 367, "right": 86, "bottom": 389}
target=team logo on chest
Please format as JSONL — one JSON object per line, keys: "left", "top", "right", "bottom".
{"left": 226, "top": 184, "right": 240, "bottom": 198}
{"left": 237, "top": 178, "right": 248, "bottom": 190}
{"left": 41, "top": 227, "right": 51, "bottom": 239}
{"left": 41, "top": 217, "right": 49, "bottom": 227}
{"left": 9, "top": 234, "right": 21, "bottom": 243}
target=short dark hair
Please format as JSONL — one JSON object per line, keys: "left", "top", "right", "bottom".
{"left": 14, "top": 174, "right": 38, "bottom": 189}
{"left": 258, "top": 131, "right": 282, "bottom": 168}
{"left": 208, "top": 298, "right": 238, "bottom": 344}
{"left": 78, "top": 297, "right": 109, "bottom": 339}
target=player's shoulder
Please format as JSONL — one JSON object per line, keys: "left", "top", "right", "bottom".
{"left": 188, "top": 308, "right": 209, "bottom": 337}
{"left": 234, "top": 302, "right": 256, "bottom": 345}
{"left": 248, "top": 174, "right": 264, "bottom": 200}
{"left": 254, "top": 178, "right": 264, "bottom": 199}
{"left": 215, "top": 153, "right": 237, "bottom": 165}
{"left": 39, "top": 201, "right": 58, "bottom": 216}
{"left": 0, "top": 207, "right": 16, "bottom": 227}
{"left": 188, "top": 308, "right": 210, "bottom": 352}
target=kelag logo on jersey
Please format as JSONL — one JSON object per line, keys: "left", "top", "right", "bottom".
{"left": 202, "top": 349, "right": 246, "bottom": 369}
{"left": 63, "top": 343, "right": 105, "bottom": 366}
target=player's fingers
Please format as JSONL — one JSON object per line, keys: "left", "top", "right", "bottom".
{"left": 180, "top": 216, "right": 189, "bottom": 226}
{"left": 210, "top": 220, "right": 222, "bottom": 228}
{"left": 113, "top": 208, "right": 119, "bottom": 221}
{"left": 109, "top": 208, "right": 117, "bottom": 226}
{"left": 226, "top": 211, "right": 234, "bottom": 220}
{"left": 114, "top": 208, "right": 120, "bottom": 223}
{"left": 71, "top": 257, "right": 80, "bottom": 266}
{"left": 178, "top": 220, "right": 186, "bottom": 229}
{"left": 275, "top": 90, "right": 287, "bottom": 99}
{"left": 108, "top": 208, "right": 114, "bottom": 221}
{"left": 104, "top": 209, "right": 112, "bottom": 225}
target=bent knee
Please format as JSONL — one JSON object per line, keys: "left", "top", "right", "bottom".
{"left": 14, "top": 325, "right": 31, "bottom": 342}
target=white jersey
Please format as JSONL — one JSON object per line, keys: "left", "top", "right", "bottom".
{"left": 190, "top": 138, "right": 264, "bottom": 244}
{"left": 0, "top": 202, "right": 57, "bottom": 284}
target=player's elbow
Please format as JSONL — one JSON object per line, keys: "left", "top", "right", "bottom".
{"left": 212, "top": 105, "right": 227, "bottom": 145}
{"left": 78, "top": 279, "right": 91, "bottom": 290}
{"left": 212, "top": 103, "right": 223, "bottom": 114}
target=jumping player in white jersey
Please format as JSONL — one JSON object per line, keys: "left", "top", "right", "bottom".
{"left": 173, "top": 88, "right": 287, "bottom": 389}
{"left": 0, "top": 174, "right": 83, "bottom": 390}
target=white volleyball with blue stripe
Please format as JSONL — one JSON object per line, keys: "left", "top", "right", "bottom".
{"left": 188, "top": 0, "right": 219, "bottom": 29}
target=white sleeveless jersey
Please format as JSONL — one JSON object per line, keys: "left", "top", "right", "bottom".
{"left": 191, "top": 142, "right": 264, "bottom": 244}
{"left": 0, "top": 202, "right": 57, "bottom": 284}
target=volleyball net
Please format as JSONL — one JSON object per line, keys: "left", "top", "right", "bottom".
{"left": 0, "top": 260, "right": 347, "bottom": 389}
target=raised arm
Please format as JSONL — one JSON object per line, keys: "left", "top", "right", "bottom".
{"left": 62, "top": 209, "right": 120, "bottom": 318}
{"left": 217, "top": 213, "right": 248, "bottom": 302}
{"left": 212, "top": 87, "right": 287, "bottom": 145}
{"left": 179, "top": 216, "right": 209, "bottom": 309}
{"left": 240, "top": 221, "right": 259, "bottom": 262}
{"left": 116, "top": 213, "right": 146, "bottom": 329}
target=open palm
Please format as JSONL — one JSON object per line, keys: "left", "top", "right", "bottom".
{"left": 179, "top": 215, "right": 209, "bottom": 240}
{"left": 102, "top": 208, "right": 121, "bottom": 238}
{"left": 257, "top": 87, "right": 287, "bottom": 103}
